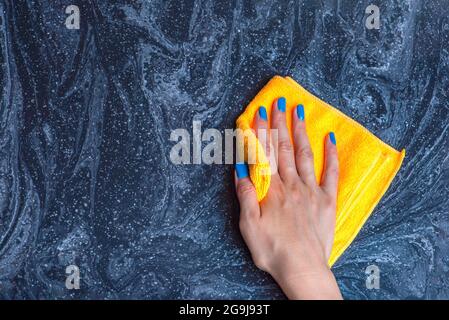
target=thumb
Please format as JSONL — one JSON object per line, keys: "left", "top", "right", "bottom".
{"left": 234, "top": 163, "right": 260, "bottom": 221}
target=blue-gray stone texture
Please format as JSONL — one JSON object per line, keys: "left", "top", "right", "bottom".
{"left": 0, "top": 0, "right": 448, "bottom": 299}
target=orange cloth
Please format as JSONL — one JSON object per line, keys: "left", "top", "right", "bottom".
{"left": 236, "top": 76, "right": 405, "bottom": 266}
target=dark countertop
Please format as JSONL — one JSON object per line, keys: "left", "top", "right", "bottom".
{"left": 0, "top": 0, "right": 448, "bottom": 299}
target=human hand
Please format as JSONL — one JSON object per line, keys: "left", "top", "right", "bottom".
{"left": 234, "top": 97, "right": 342, "bottom": 300}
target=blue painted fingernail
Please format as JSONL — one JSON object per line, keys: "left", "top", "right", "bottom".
{"left": 329, "top": 132, "right": 336, "bottom": 145}
{"left": 259, "top": 106, "right": 267, "bottom": 121}
{"left": 296, "top": 104, "right": 305, "bottom": 121}
{"left": 277, "top": 97, "right": 286, "bottom": 112}
{"left": 235, "top": 162, "right": 249, "bottom": 179}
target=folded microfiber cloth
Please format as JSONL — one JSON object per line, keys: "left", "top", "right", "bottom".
{"left": 236, "top": 75, "right": 405, "bottom": 266}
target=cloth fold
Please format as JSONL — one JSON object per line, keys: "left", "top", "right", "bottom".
{"left": 236, "top": 76, "right": 405, "bottom": 266}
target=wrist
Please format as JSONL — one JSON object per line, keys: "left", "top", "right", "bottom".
{"left": 276, "top": 269, "right": 342, "bottom": 300}
{"left": 268, "top": 253, "right": 341, "bottom": 300}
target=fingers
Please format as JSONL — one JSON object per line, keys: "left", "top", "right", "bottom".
{"left": 234, "top": 163, "right": 260, "bottom": 221}
{"left": 270, "top": 97, "right": 297, "bottom": 183}
{"left": 253, "top": 106, "right": 270, "bottom": 161}
{"left": 292, "top": 104, "right": 317, "bottom": 187}
{"left": 254, "top": 106, "right": 281, "bottom": 184}
{"left": 321, "top": 132, "right": 339, "bottom": 198}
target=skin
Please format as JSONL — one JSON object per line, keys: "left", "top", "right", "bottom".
{"left": 234, "top": 97, "right": 342, "bottom": 300}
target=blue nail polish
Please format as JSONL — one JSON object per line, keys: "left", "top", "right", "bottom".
{"left": 296, "top": 104, "right": 305, "bottom": 121}
{"left": 330, "top": 132, "right": 336, "bottom": 145}
{"left": 278, "top": 97, "right": 286, "bottom": 112}
{"left": 235, "top": 162, "right": 249, "bottom": 179}
{"left": 259, "top": 106, "right": 267, "bottom": 121}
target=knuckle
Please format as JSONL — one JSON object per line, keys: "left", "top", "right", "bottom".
{"left": 252, "top": 256, "right": 269, "bottom": 272}
{"left": 239, "top": 217, "right": 251, "bottom": 231}
{"left": 309, "top": 188, "right": 319, "bottom": 201}
{"left": 275, "top": 190, "right": 287, "bottom": 205}
{"left": 283, "top": 166, "right": 299, "bottom": 179}
{"left": 328, "top": 165, "right": 339, "bottom": 177}
{"left": 278, "top": 140, "right": 293, "bottom": 153}
{"left": 238, "top": 219, "right": 245, "bottom": 232}
{"left": 290, "top": 180, "right": 303, "bottom": 195}
{"left": 237, "top": 182, "right": 255, "bottom": 196}
{"left": 264, "top": 141, "right": 271, "bottom": 156}
{"left": 307, "top": 189, "right": 319, "bottom": 207}
{"left": 289, "top": 178, "right": 306, "bottom": 195}
{"left": 297, "top": 145, "right": 314, "bottom": 161}
{"left": 323, "top": 195, "right": 336, "bottom": 210}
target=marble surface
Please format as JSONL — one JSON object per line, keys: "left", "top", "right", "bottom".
{"left": 0, "top": 0, "right": 448, "bottom": 299}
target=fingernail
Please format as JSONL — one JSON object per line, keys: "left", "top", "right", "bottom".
{"left": 258, "top": 106, "right": 267, "bottom": 121}
{"left": 329, "top": 132, "right": 336, "bottom": 145}
{"left": 277, "top": 97, "right": 286, "bottom": 112}
{"left": 235, "top": 162, "right": 249, "bottom": 179}
{"left": 296, "top": 104, "right": 305, "bottom": 121}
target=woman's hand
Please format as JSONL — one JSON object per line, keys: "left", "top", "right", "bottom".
{"left": 234, "top": 97, "right": 342, "bottom": 300}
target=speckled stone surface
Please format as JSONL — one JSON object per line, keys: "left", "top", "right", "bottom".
{"left": 0, "top": 0, "right": 448, "bottom": 299}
